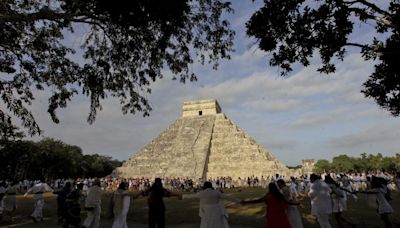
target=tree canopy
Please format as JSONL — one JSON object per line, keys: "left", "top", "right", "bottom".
{"left": 0, "top": 0, "right": 234, "bottom": 135}
{"left": 0, "top": 137, "right": 122, "bottom": 180}
{"left": 313, "top": 153, "right": 400, "bottom": 173}
{"left": 246, "top": 0, "right": 400, "bottom": 116}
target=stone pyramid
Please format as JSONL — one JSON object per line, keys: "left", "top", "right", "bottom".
{"left": 115, "top": 99, "right": 290, "bottom": 179}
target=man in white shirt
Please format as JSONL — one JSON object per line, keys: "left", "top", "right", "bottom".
{"left": 308, "top": 174, "right": 332, "bottom": 228}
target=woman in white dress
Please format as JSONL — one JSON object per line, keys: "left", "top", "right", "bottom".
{"left": 183, "top": 181, "right": 241, "bottom": 228}
{"left": 111, "top": 182, "right": 142, "bottom": 228}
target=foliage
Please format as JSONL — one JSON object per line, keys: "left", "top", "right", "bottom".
{"left": 313, "top": 159, "right": 331, "bottom": 173}
{"left": 0, "top": 137, "right": 122, "bottom": 180}
{"left": 313, "top": 153, "right": 400, "bottom": 173}
{"left": 246, "top": 0, "right": 400, "bottom": 116}
{"left": 0, "top": 0, "right": 235, "bottom": 135}
{"left": 0, "top": 116, "right": 25, "bottom": 142}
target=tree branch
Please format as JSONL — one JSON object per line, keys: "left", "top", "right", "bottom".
{"left": 353, "top": 0, "right": 390, "bottom": 17}
{"left": 0, "top": 8, "right": 71, "bottom": 23}
{"left": 345, "top": 42, "right": 368, "bottom": 48}
{"left": 348, "top": 7, "right": 376, "bottom": 20}
{"left": 0, "top": 8, "right": 105, "bottom": 28}
{"left": 343, "top": 0, "right": 361, "bottom": 4}
{"left": 69, "top": 17, "right": 107, "bottom": 32}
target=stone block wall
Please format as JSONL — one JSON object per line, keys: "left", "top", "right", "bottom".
{"left": 115, "top": 115, "right": 215, "bottom": 179}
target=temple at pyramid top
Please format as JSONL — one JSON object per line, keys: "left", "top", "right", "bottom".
{"left": 182, "top": 99, "right": 221, "bottom": 117}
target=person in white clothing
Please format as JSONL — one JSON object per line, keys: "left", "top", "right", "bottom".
{"left": 110, "top": 182, "right": 142, "bottom": 228}
{"left": 357, "top": 176, "right": 394, "bottom": 228}
{"left": 82, "top": 179, "right": 103, "bottom": 228}
{"left": 277, "top": 179, "right": 303, "bottom": 228}
{"left": 289, "top": 177, "right": 298, "bottom": 197}
{"left": 339, "top": 174, "right": 357, "bottom": 201}
{"left": 308, "top": 174, "right": 332, "bottom": 228}
{"left": 24, "top": 180, "right": 53, "bottom": 222}
{"left": 183, "top": 181, "right": 241, "bottom": 228}
{"left": 3, "top": 180, "right": 20, "bottom": 222}
{"left": 324, "top": 175, "right": 356, "bottom": 228}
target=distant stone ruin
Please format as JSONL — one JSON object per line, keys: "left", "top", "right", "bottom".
{"left": 114, "top": 99, "right": 291, "bottom": 179}
{"left": 301, "top": 159, "right": 315, "bottom": 175}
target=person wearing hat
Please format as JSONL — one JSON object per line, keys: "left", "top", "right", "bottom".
{"left": 24, "top": 179, "right": 53, "bottom": 222}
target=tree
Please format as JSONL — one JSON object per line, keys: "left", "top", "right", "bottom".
{"left": 80, "top": 154, "right": 122, "bottom": 177}
{"left": 314, "top": 153, "right": 400, "bottom": 173}
{"left": 331, "top": 154, "right": 354, "bottom": 172}
{"left": 246, "top": 0, "right": 400, "bottom": 116}
{"left": 35, "top": 138, "right": 84, "bottom": 180}
{"left": 313, "top": 159, "right": 331, "bottom": 173}
{"left": 0, "top": 140, "right": 38, "bottom": 180}
{"left": 0, "top": 137, "right": 122, "bottom": 180}
{"left": 0, "top": 0, "right": 235, "bottom": 135}
{"left": 0, "top": 116, "right": 24, "bottom": 142}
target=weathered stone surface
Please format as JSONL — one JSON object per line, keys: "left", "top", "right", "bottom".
{"left": 182, "top": 99, "right": 221, "bottom": 117}
{"left": 115, "top": 99, "right": 291, "bottom": 179}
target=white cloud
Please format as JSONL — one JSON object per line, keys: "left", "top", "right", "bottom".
{"left": 328, "top": 122, "right": 400, "bottom": 149}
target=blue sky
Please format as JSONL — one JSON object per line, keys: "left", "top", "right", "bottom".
{"left": 25, "top": 0, "right": 400, "bottom": 166}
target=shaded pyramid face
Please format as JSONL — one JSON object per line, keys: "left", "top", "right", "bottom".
{"left": 115, "top": 99, "right": 290, "bottom": 179}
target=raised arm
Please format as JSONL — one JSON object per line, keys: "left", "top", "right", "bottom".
{"left": 167, "top": 190, "right": 182, "bottom": 199}
{"left": 44, "top": 183, "right": 53, "bottom": 192}
{"left": 124, "top": 190, "right": 143, "bottom": 199}
{"left": 182, "top": 192, "right": 200, "bottom": 200}
{"left": 24, "top": 186, "right": 34, "bottom": 197}
{"left": 242, "top": 194, "right": 267, "bottom": 205}
{"left": 356, "top": 190, "right": 378, "bottom": 194}
{"left": 339, "top": 187, "right": 357, "bottom": 195}
{"left": 219, "top": 192, "right": 241, "bottom": 203}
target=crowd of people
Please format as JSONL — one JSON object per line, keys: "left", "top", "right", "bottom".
{"left": 29, "top": 171, "right": 400, "bottom": 193}
{"left": 0, "top": 171, "right": 399, "bottom": 228}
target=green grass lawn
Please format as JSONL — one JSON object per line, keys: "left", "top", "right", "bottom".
{"left": 2, "top": 188, "right": 399, "bottom": 227}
